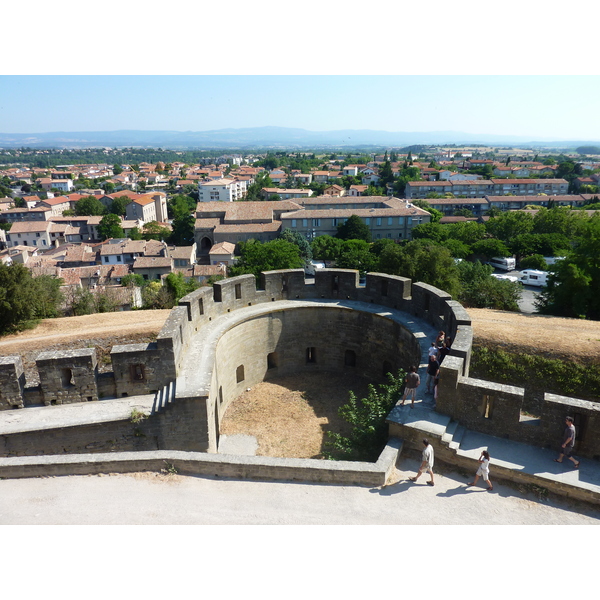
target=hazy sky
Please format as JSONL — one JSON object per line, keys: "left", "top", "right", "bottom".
{"left": 2, "top": 75, "right": 600, "bottom": 140}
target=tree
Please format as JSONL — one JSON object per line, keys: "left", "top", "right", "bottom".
{"left": 109, "top": 196, "right": 130, "bottom": 216}
{"left": 519, "top": 254, "right": 548, "bottom": 271}
{"left": 168, "top": 194, "right": 196, "bottom": 219}
{"left": 102, "top": 181, "right": 115, "bottom": 194}
{"left": 412, "top": 199, "right": 443, "bottom": 222}
{"left": 336, "top": 215, "right": 371, "bottom": 242}
{"left": 97, "top": 214, "right": 125, "bottom": 241}
{"left": 142, "top": 221, "right": 171, "bottom": 241}
{"left": 378, "top": 160, "right": 395, "bottom": 189}
{"left": 485, "top": 211, "right": 534, "bottom": 242}
{"left": 129, "top": 227, "right": 143, "bottom": 241}
{"left": 165, "top": 272, "right": 199, "bottom": 304}
{"left": 456, "top": 261, "right": 521, "bottom": 311}
{"left": 470, "top": 238, "right": 511, "bottom": 260}
{"left": 0, "top": 265, "right": 63, "bottom": 333}
{"left": 536, "top": 214, "right": 600, "bottom": 319}
{"left": 142, "top": 280, "right": 175, "bottom": 309}
{"left": 245, "top": 171, "right": 274, "bottom": 201}
{"left": 74, "top": 195, "right": 106, "bottom": 216}
{"left": 411, "top": 221, "right": 449, "bottom": 244}
{"left": 447, "top": 221, "right": 486, "bottom": 246}
{"left": 453, "top": 208, "right": 475, "bottom": 218}
{"left": 311, "top": 235, "right": 343, "bottom": 261}
{"left": 121, "top": 274, "right": 145, "bottom": 287}
{"left": 169, "top": 213, "right": 195, "bottom": 246}
{"left": 229, "top": 239, "right": 304, "bottom": 280}
{"left": 335, "top": 239, "right": 378, "bottom": 274}
{"left": 378, "top": 240, "right": 460, "bottom": 297}
{"left": 532, "top": 207, "right": 586, "bottom": 238}
{"left": 278, "top": 228, "right": 313, "bottom": 262}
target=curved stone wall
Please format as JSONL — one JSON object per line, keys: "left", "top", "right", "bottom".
{"left": 209, "top": 304, "right": 423, "bottom": 441}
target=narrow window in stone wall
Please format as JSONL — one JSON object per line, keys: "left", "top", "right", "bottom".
{"left": 381, "top": 279, "right": 388, "bottom": 297}
{"left": 236, "top": 365, "right": 245, "bottom": 383}
{"left": 60, "top": 368, "right": 74, "bottom": 388}
{"left": 235, "top": 283, "right": 242, "bottom": 299}
{"left": 333, "top": 275, "right": 339, "bottom": 292}
{"left": 219, "top": 386, "right": 223, "bottom": 405}
{"left": 282, "top": 276, "right": 288, "bottom": 293}
{"left": 344, "top": 350, "right": 356, "bottom": 367}
{"left": 306, "top": 347, "right": 316, "bottom": 363}
{"left": 482, "top": 395, "right": 494, "bottom": 419}
{"left": 267, "top": 352, "right": 278, "bottom": 370}
{"left": 130, "top": 364, "right": 145, "bottom": 382}
{"left": 199, "top": 298, "right": 204, "bottom": 315}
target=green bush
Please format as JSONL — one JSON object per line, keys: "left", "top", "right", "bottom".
{"left": 471, "top": 346, "right": 600, "bottom": 399}
{"left": 325, "top": 370, "right": 405, "bottom": 462}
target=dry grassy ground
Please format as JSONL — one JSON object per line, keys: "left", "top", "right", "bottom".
{"left": 2, "top": 307, "right": 600, "bottom": 458}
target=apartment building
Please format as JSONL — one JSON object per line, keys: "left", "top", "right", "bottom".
{"left": 124, "top": 192, "right": 168, "bottom": 224}
{"left": 5, "top": 220, "right": 58, "bottom": 248}
{"left": 279, "top": 196, "right": 431, "bottom": 241}
{"left": 404, "top": 179, "right": 568, "bottom": 199}
{"left": 198, "top": 178, "right": 247, "bottom": 202}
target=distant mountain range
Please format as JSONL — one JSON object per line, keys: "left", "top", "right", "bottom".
{"left": 0, "top": 127, "right": 596, "bottom": 149}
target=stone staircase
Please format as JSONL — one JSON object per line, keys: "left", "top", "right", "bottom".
{"left": 387, "top": 403, "right": 600, "bottom": 504}
{"left": 440, "top": 419, "right": 466, "bottom": 452}
{"left": 151, "top": 380, "right": 176, "bottom": 415}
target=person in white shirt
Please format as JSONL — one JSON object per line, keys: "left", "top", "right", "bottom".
{"left": 409, "top": 438, "right": 435, "bottom": 486}
{"left": 468, "top": 450, "right": 493, "bottom": 491}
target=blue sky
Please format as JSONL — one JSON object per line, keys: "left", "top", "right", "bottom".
{"left": 2, "top": 75, "right": 600, "bottom": 140}
{"left": 2, "top": 2, "right": 599, "bottom": 141}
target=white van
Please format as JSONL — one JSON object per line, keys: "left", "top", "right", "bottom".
{"left": 519, "top": 269, "right": 548, "bottom": 287}
{"left": 304, "top": 260, "right": 325, "bottom": 276}
{"left": 487, "top": 256, "right": 516, "bottom": 271}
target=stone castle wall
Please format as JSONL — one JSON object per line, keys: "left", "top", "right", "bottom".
{"left": 1, "top": 267, "right": 598, "bottom": 460}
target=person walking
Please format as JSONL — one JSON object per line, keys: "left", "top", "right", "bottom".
{"left": 468, "top": 450, "right": 493, "bottom": 491}
{"left": 554, "top": 416, "right": 580, "bottom": 468}
{"left": 401, "top": 366, "right": 420, "bottom": 408}
{"left": 409, "top": 439, "right": 435, "bottom": 486}
{"left": 425, "top": 354, "right": 439, "bottom": 394}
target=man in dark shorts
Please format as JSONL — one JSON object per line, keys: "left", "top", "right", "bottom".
{"left": 554, "top": 416, "right": 580, "bottom": 468}
{"left": 401, "top": 366, "right": 420, "bottom": 408}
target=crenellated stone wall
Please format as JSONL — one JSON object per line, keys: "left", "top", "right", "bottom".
{"left": 36, "top": 348, "right": 99, "bottom": 405}
{"left": 1, "top": 267, "right": 598, "bottom": 462}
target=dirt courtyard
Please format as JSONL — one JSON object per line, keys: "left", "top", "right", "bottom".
{"left": 219, "top": 372, "right": 373, "bottom": 459}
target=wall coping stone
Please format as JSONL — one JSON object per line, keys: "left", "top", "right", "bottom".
{"left": 0, "top": 394, "right": 155, "bottom": 435}
{"left": 0, "top": 437, "right": 404, "bottom": 487}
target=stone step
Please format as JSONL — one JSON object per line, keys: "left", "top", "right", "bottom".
{"left": 442, "top": 420, "right": 459, "bottom": 445}
{"left": 449, "top": 425, "right": 466, "bottom": 451}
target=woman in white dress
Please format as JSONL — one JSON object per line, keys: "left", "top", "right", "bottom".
{"left": 467, "top": 450, "right": 493, "bottom": 491}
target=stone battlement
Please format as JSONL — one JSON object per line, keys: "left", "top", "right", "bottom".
{"left": 1, "top": 268, "right": 598, "bottom": 463}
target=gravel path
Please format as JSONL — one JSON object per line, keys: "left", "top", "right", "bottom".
{"left": 1, "top": 458, "right": 598, "bottom": 525}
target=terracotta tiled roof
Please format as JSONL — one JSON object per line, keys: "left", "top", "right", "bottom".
{"left": 133, "top": 256, "right": 173, "bottom": 269}
{"left": 209, "top": 241, "right": 236, "bottom": 254}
